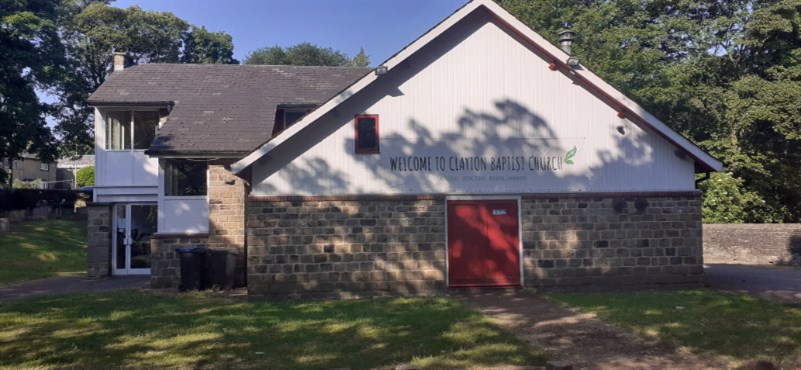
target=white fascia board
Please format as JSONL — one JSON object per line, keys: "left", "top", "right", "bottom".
{"left": 230, "top": 1, "right": 484, "bottom": 175}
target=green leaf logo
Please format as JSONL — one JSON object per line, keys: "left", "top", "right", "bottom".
{"left": 565, "top": 146, "right": 577, "bottom": 165}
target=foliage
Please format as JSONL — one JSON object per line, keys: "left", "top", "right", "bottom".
{"left": 551, "top": 290, "right": 801, "bottom": 366}
{"left": 700, "top": 172, "right": 788, "bottom": 223}
{"left": 0, "top": 0, "right": 64, "bottom": 184}
{"left": 11, "top": 179, "right": 43, "bottom": 190}
{"left": 499, "top": 0, "right": 801, "bottom": 222}
{"left": 0, "top": 292, "right": 544, "bottom": 368}
{"left": 0, "top": 219, "right": 87, "bottom": 285}
{"left": 349, "top": 47, "right": 370, "bottom": 67}
{"left": 244, "top": 42, "right": 370, "bottom": 67}
{"left": 75, "top": 165, "right": 94, "bottom": 187}
{"left": 182, "top": 26, "right": 239, "bottom": 64}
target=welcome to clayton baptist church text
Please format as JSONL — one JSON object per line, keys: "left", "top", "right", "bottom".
{"left": 388, "top": 155, "right": 567, "bottom": 172}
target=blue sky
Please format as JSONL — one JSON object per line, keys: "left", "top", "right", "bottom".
{"left": 112, "top": 0, "right": 469, "bottom": 65}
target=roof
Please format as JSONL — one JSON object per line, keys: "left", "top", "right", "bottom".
{"left": 57, "top": 155, "right": 95, "bottom": 168}
{"left": 231, "top": 0, "right": 723, "bottom": 174}
{"left": 88, "top": 64, "right": 371, "bottom": 156}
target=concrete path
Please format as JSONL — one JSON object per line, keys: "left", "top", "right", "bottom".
{"left": 0, "top": 275, "right": 149, "bottom": 301}
{"left": 704, "top": 263, "right": 801, "bottom": 302}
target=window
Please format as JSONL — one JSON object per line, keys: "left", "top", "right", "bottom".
{"left": 39, "top": 163, "right": 49, "bottom": 171}
{"left": 165, "top": 159, "right": 208, "bottom": 196}
{"left": 355, "top": 114, "right": 379, "bottom": 154}
{"left": 105, "top": 111, "right": 161, "bottom": 150}
{"left": 272, "top": 105, "right": 316, "bottom": 136}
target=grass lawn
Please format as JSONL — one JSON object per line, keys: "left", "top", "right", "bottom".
{"left": 551, "top": 290, "right": 801, "bottom": 366}
{"left": 0, "top": 219, "right": 87, "bottom": 285}
{"left": 0, "top": 291, "right": 545, "bottom": 369}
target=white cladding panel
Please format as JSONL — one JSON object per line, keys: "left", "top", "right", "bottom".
{"left": 94, "top": 109, "right": 159, "bottom": 190}
{"left": 253, "top": 11, "right": 696, "bottom": 196}
{"left": 158, "top": 198, "right": 209, "bottom": 233}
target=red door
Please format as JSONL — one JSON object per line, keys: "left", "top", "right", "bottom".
{"left": 447, "top": 199, "right": 520, "bottom": 287}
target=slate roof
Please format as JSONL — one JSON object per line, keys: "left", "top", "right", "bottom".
{"left": 88, "top": 64, "right": 371, "bottom": 156}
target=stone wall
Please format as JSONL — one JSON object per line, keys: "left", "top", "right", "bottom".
{"left": 86, "top": 203, "right": 111, "bottom": 278}
{"left": 246, "top": 193, "right": 704, "bottom": 297}
{"left": 704, "top": 224, "right": 801, "bottom": 266}
{"left": 247, "top": 198, "right": 446, "bottom": 298}
{"left": 522, "top": 195, "right": 704, "bottom": 287}
{"left": 150, "top": 233, "right": 209, "bottom": 288}
{"left": 207, "top": 161, "right": 247, "bottom": 287}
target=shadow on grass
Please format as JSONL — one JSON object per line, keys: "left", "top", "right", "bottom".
{"left": 551, "top": 290, "right": 801, "bottom": 365}
{"left": 0, "top": 291, "right": 544, "bottom": 369}
{"left": 0, "top": 219, "right": 87, "bottom": 285}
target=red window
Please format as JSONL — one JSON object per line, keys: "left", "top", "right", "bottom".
{"left": 355, "top": 114, "right": 379, "bottom": 154}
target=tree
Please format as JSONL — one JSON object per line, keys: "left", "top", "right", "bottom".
{"left": 244, "top": 42, "right": 369, "bottom": 67}
{"left": 182, "top": 26, "right": 239, "bottom": 64}
{"left": 0, "top": 0, "right": 64, "bottom": 185}
{"left": 348, "top": 47, "right": 370, "bottom": 67}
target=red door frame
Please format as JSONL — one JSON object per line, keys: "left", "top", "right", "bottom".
{"left": 445, "top": 197, "right": 523, "bottom": 288}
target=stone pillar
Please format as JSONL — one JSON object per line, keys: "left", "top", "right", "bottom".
{"left": 207, "top": 161, "right": 247, "bottom": 287}
{"left": 86, "top": 203, "right": 112, "bottom": 278}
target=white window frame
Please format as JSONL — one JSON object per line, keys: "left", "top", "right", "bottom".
{"left": 104, "top": 109, "right": 163, "bottom": 152}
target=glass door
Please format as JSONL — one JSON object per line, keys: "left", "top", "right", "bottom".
{"left": 113, "top": 204, "right": 157, "bottom": 275}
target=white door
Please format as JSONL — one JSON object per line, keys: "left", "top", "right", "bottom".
{"left": 113, "top": 204, "right": 157, "bottom": 275}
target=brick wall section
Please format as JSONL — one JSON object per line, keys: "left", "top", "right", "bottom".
{"left": 522, "top": 195, "right": 704, "bottom": 287}
{"left": 150, "top": 233, "right": 209, "bottom": 288}
{"left": 247, "top": 199, "right": 447, "bottom": 298}
{"left": 86, "top": 203, "right": 111, "bottom": 278}
{"left": 704, "top": 224, "right": 801, "bottom": 266}
{"left": 246, "top": 193, "right": 704, "bottom": 297}
{"left": 207, "top": 161, "right": 247, "bottom": 287}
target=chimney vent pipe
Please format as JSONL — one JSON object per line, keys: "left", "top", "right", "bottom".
{"left": 558, "top": 30, "right": 576, "bottom": 55}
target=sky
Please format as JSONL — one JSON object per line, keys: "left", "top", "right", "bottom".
{"left": 111, "top": 0, "right": 469, "bottom": 65}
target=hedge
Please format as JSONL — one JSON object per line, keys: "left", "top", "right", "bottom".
{"left": 0, "top": 189, "right": 92, "bottom": 212}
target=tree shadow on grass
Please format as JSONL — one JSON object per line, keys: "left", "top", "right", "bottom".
{"left": 0, "top": 291, "right": 544, "bottom": 369}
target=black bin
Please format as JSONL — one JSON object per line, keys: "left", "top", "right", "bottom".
{"left": 206, "top": 248, "right": 238, "bottom": 290}
{"left": 176, "top": 247, "right": 207, "bottom": 291}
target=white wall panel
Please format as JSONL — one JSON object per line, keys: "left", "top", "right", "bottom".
{"left": 159, "top": 198, "right": 209, "bottom": 233}
{"left": 253, "top": 10, "right": 696, "bottom": 196}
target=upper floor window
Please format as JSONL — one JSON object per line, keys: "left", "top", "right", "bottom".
{"left": 164, "top": 159, "right": 207, "bottom": 196}
{"left": 105, "top": 111, "right": 161, "bottom": 150}
{"left": 272, "top": 105, "right": 316, "bottom": 136}
{"left": 355, "top": 114, "right": 379, "bottom": 154}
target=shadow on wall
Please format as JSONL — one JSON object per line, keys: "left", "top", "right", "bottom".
{"left": 246, "top": 8, "right": 699, "bottom": 294}
{"left": 246, "top": 98, "right": 698, "bottom": 294}
{"left": 786, "top": 234, "right": 801, "bottom": 266}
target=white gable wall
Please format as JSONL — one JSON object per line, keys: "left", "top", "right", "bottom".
{"left": 252, "top": 9, "right": 696, "bottom": 197}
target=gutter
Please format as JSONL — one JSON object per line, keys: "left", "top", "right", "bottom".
{"left": 695, "top": 172, "right": 711, "bottom": 187}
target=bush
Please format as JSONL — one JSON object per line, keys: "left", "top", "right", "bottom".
{"left": 12, "top": 179, "right": 43, "bottom": 189}
{"left": 700, "top": 172, "right": 789, "bottom": 223}
{"left": 76, "top": 166, "right": 95, "bottom": 187}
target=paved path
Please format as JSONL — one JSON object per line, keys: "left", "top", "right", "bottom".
{"left": 704, "top": 263, "right": 801, "bottom": 302}
{"left": 0, "top": 275, "right": 149, "bottom": 301}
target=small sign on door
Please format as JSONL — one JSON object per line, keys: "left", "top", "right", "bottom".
{"left": 492, "top": 209, "right": 507, "bottom": 215}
